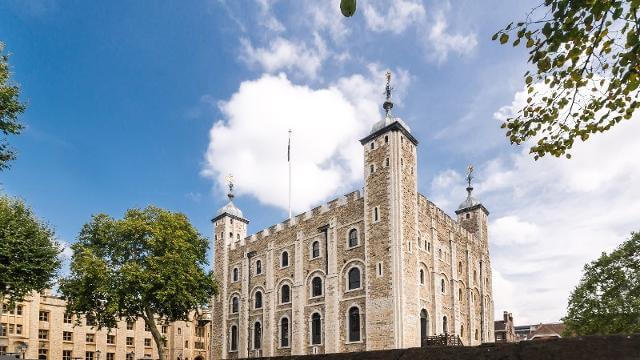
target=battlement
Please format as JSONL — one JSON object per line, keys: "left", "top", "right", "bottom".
{"left": 418, "top": 193, "right": 477, "bottom": 243}
{"left": 225, "top": 189, "right": 364, "bottom": 249}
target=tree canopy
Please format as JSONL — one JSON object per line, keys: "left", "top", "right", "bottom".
{"left": 0, "top": 42, "right": 26, "bottom": 171}
{"left": 493, "top": 0, "right": 640, "bottom": 159}
{"left": 59, "top": 206, "right": 217, "bottom": 360}
{"left": 563, "top": 231, "right": 640, "bottom": 335}
{"left": 0, "top": 195, "right": 61, "bottom": 303}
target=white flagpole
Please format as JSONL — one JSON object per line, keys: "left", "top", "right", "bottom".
{"left": 288, "top": 129, "right": 292, "bottom": 219}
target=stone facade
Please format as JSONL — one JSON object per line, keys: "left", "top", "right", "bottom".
{"left": 0, "top": 290, "right": 210, "bottom": 360}
{"left": 210, "top": 113, "right": 494, "bottom": 359}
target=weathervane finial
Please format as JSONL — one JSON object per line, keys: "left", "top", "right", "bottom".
{"left": 383, "top": 71, "right": 394, "bottom": 117}
{"left": 225, "top": 174, "right": 235, "bottom": 201}
{"left": 466, "top": 165, "right": 474, "bottom": 196}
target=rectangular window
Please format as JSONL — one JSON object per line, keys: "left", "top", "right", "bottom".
{"left": 16, "top": 305, "right": 23, "bottom": 316}
{"left": 376, "top": 262, "right": 383, "bottom": 277}
{"left": 63, "top": 331, "right": 73, "bottom": 342}
{"left": 1, "top": 304, "right": 8, "bottom": 312}
{"left": 0, "top": 323, "right": 6, "bottom": 337}
{"left": 8, "top": 324, "right": 14, "bottom": 334}
{"left": 39, "top": 311, "right": 49, "bottom": 322}
{"left": 0, "top": 346, "right": 6, "bottom": 356}
{"left": 107, "top": 334, "right": 116, "bottom": 344}
{"left": 161, "top": 325, "right": 167, "bottom": 334}
{"left": 126, "top": 354, "right": 134, "bottom": 360}
{"left": 86, "top": 351, "right": 94, "bottom": 360}
{"left": 144, "top": 338, "right": 152, "bottom": 347}
{"left": 144, "top": 323, "right": 150, "bottom": 332}
{"left": 184, "top": 340, "right": 189, "bottom": 348}
{"left": 195, "top": 341, "right": 205, "bottom": 350}
{"left": 38, "top": 349, "right": 48, "bottom": 360}
{"left": 373, "top": 207, "right": 379, "bottom": 222}
{"left": 38, "top": 329, "right": 49, "bottom": 340}
{"left": 86, "top": 333, "right": 95, "bottom": 343}
{"left": 127, "top": 321, "right": 134, "bottom": 330}
{"left": 63, "top": 350, "right": 73, "bottom": 360}
{"left": 196, "top": 326, "right": 204, "bottom": 337}
{"left": 64, "top": 313, "right": 73, "bottom": 324}
{"left": 106, "top": 353, "right": 115, "bottom": 360}
{"left": 126, "top": 337, "right": 134, "bottom": 346}
{"left": 16, "top": 324, "right": 23, "bottom": 335}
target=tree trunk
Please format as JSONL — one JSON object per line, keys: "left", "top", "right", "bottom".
{"left": 142, "top": 309, "right": 165, "bottom": 360}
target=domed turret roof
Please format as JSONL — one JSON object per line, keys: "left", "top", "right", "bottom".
{"left": 458, "top": 195, "right": 480, "bottom": 211}
{"left": 370, "top": 115, "right": 411, "bottom": 134}
{"left": 217, "top": 201, "right": 244, "bottom": 218}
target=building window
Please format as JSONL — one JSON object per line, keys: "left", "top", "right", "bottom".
{"left": 185, "top": 340, "right": 189, "bottom": 348}
{"left": 0, "top": 324, "right": 5, "bottom": 337}
{"left": 106, "top": 354, "right": 114, "bottom": 360}
{"left": 63, "top": 351, "right": 73, "bottom": 360}
{"left": 441, "top": 279, "right": 446, "bottom": 293}
{"left": 442, "top": 316, "right": 448, "bottom": 334}
{"left": 281, "top": 251, "right": 289, "bottom": 267}
{"left": 86, "top": 352, "right": 94, "bottom": 360}
{"left": 311, "top": 241, "right": 320, "bottom": 259}
{"left": 253, "top": 322, "right": 262, "bottom": 349}
{"left": 162, "top": 325, "right": 167, "bottom": 334}
{"left": 196, "top": 326, "right": 205, "bottom": 337}
{"left": 461, "top": 325, "right": 465, "bottom": 337}
{"left": 281, "top": 284, "right": 291, "bottom": 304}
{"left": 230, "top": 325, "right": 238, "bottom": 351}
{"left": 255, "top": 260, "right": 262, "bottom": 275}
{"left": 144, "top": 338, "right": 152, "bottom": 347}
{"left": 126, "top": 353, "right": 134, "bottom": 360}
{"left": 348, "top": 267, "right": 361, "bottom": 290}
{"left": 107, "top": 334, "right": 116, "bottom": 344}
{"left": 419, "top": 269, "right": 425, "bottom": 285}
{"left": 311, "top": 277, "right": 323, "bottom": 297}
{"left": 231, "top": 296, "right": 239, "bottom": 313}
{"left": 376, "top": 262, "right": 383, "bottom": 277}
{"left": 38, "top": 329, "right": 49, "bottom": 340}
{"left": 15, "top": 324, "right": 22, "bottom": 335}
{"left": 311, "top": 313, "right": 322, "bottom": 345}
{"left": 385, "top": 158, "right": 389, "bottom": 167}
{"left": 370, "top": 142, "right": 375, "bottom": 150}
{"left": 126, "top": 337, "right": 134, "bottom": 346}
{"left": 144, "top": 323, "right": 150, "bottom": 332}
{"left": 38, "top": 349, "right": 47, "bottom": 360}
{"left": 63, "top": 331, "right": 73, "bottom": 342}
{"left": 348, "top": 229, "right": 358, "bottom": 248}
{"left": 474, "top": 270, "right": 477, "bottom": 283}
{"left": 254, "top": 291, "right": 263, "bottom": 309}
{"left": 458, "top": 262, "right": 463, "bottom": 274}
{"left": 86, "top": 333, "right": 95, "bottom": 343}
{"left": 127, "top": 320, "right": 134, "bottom": 330}
{"left": 475, "top": 329, "right": 479, "bottom": 340}
{"left": 438, "top": 249, "right": 442, "bottom": 259}
{"left": 459, "top": 288, "right": 463, "bottom": 301}
{"left": 280, "top": 318, "right": 289, "bottom": 348}
{"left": 466, "top": 213, "right": 470, "bottom": 219}
{"left": 348, "top": 307, "right": 361, "bottom": 342}
{"left": 384, "top": 135, "right": 388, "bottom": 143}
{"left": 373, "top": 207, "right": 379, "bottom": 222}
{"left": 64, "top": 313, "right": 73, "bottom": 324}
{"left": 427, "top": 242, "right": 431, "bottom": 251}
{"left": 16, "top": 305, "right": 23, "bottom": 316}
{"left": 39, "top": 311, "right": 49, "bottom": 322}
{"left": 232, "top": 267, "right": 239, "bottom": 282}
{"left": 178, "top": 328, "right": 181, "bottom": 335}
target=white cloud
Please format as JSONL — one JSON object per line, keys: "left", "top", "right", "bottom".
{"left": 362, "top": 0, "right": 426, "bottom": 34}
{"left": 304, "top": 0, "right": 350, "bottom": 43}
{"left": 431, "top": 86, "right": 640, "bottom": 324}
{"left": 255, "top": 0, "right": 285, "bottom": 32}
{"left": 239, "top": 35, "right": 328, "bottom": 79}
{"left": 202, "top": 68, "right": 410, "bottom": 213}
{"left": 427, "top": 12, "right": 477, "bottom": 63}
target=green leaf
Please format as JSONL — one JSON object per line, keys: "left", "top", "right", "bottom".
{"left": 500, "top": 33, "right": 509, "bottom": 44}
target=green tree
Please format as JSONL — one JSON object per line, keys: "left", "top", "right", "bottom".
{"left": 0, "top": 195, "right": 61, "bottom": 303}
{"left": 59, "top": 206, "right": 217, "bottom": 360}
{"left": 493, "top": 0, "right": 640, "bottom": 159}
{"left": 0, "top": 42, "right": 27, "bottom": 170}
{"left": 563, "top": 231, "right": 640, "bottom": 335}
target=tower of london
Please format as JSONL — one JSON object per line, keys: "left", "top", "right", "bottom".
{"left": 210, "top": 74, "right": 494, "bottom": 359}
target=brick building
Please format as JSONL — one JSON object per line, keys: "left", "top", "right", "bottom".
{"left": 494, "top": 311, "right": 516, "bottom": 343}
{"left": 0, "top": 290, "right": 209, "bottom": 360}
{"left": 210, "top": 74, "right": 494, "bottom": 358}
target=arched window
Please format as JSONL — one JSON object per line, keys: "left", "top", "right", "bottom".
{"left": 281, "top": 284, "right": 291, "bottom": 304}
{"left": 254, "top": 291, "right": 263, "bottom": 309}
{"left": 280, "top": 318, "right": 289, "bottom": 348}
{"left": 461, "top": 325, "right": 464, "bottom": 337}
{"left": 311, "top": 277, "right": 323, "bottom": 297}
{"left": 281, "top": 251, "right": 289, "bottom": 267}
{"left": 348, "top": 307, "right": 360, "bottom": 342}
{"left": 419, "top": 269, "right": 425, "bottom": 285}
{"left": 311, "top": 241, "right": 320, "bottom": 258}
{"left": 442, "top": 316, "right": 448, "bottom": 334}
{"left": 256, "top": 260, "right": 262, "bottom": 275}
{"left": 458, "top": 288, "right": 463, "bottom": 301}
{"left": 474, "top": 270, "right": 477, "bottom": 283}
{"left": 231, "top": 296, "right": 239, "bottom": 314}
{"left": 420, "top": 310, "right": 429, "bottom": 344}
{"left": 253, "top": 322, "right": 262, "bottom": 349}
{"left": 458, "top": 262, "right": 462, "bottom": 274}
{"left": 232, "top": 268, "right": 239, "bottom": 282}
{"left": 348, "top": 229, "right": 358, "bottom": 247}
{"left": 311, "top": 313, "right": 322, "bottom": 345}
{"left": 474, "top": 329, "right": 478, "bottom": 340}
{"left": 230, "top": 325, "right": 238, "bottom": 351}
{"left": 441, "top": 279, "right": 446, "bottom": 293}
{"left": 348, "top": 267, "right": 361, "bottom": 290}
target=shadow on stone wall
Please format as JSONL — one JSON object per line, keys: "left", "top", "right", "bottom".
{"left": 242, "top": 334, "right": 640, "bottom": 360}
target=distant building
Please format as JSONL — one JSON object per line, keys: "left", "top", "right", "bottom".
{"left": 0, "top": 290, "right": 210, "bottom": 360}
{"left": 511, "top": 322, "right": 567, "bottom": 342}
{"left": 494, "top": 311, "right": 516, "bottom": 343}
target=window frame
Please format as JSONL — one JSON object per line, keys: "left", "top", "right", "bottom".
{"left": 346, "top": 306, "right": 362, "bottom": 343}
{"left": 279, "top": 317, "right": 290, "bottom": 349}
{"left": 346, "top": 266, "right": 362, "bottom": 291}
{"left": 311, "top": 241, "right": 320, "bottom": 259}
{"left": 310, "top": 312, "right": 322, "bottom": 345}
{"left": 281, "top": 251, "right": 289, "bottom": 268}
{"left": 310, "top": 276, "right": 323, "bottom": 298}
{"left": 347, "top": 228, "right": 359, "bottom": 248}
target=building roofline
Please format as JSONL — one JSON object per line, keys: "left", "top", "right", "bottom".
{"left": 359, "top": 120, "right": 418, "bottom": 146}
{"left": 455, "top": 203, "right": 490, "bottom": 216}
{"left": 211, "top": 213, "right": 250, "bottom": 224}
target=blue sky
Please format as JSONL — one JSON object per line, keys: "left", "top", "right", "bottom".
{"left": 2, "top": 0, "right": 639, "bottom": 325}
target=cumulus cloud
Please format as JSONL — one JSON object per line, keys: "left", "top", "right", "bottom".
{"left": 431, "top": 86, "right": 640, "bottom": 323}
{"left": 239, "top": 35, "right": 328, "bottom": 79}
{"left": 427, "top": 12, "right": 477, "bottom": 63}
{"left": 362, "top": 0, "right": 426, "bottom": 34}
{"left": 202, "top": 68, "right": 410, "bottom": 213}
